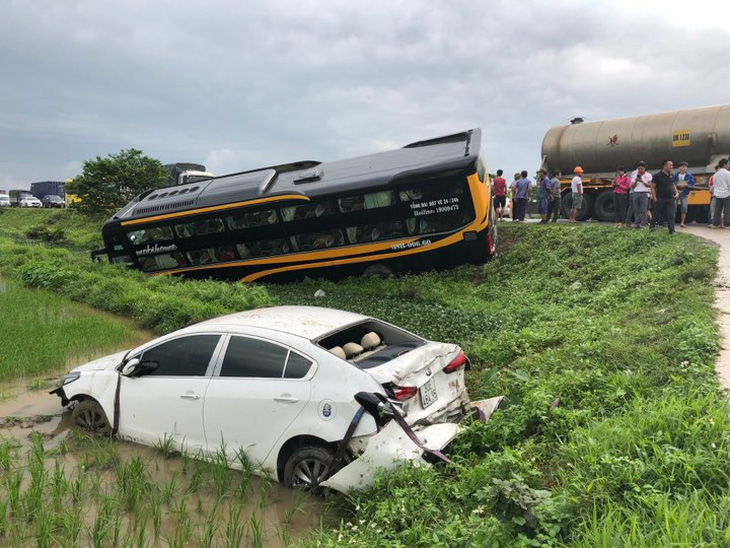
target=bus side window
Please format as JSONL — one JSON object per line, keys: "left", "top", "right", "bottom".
{"left": 175, "top": 218, "right": 225, "bottom": 239}
{"left": 237, "top": 239, "right": 290, "bottom": 259}
{"left": 187, "top": 248, "right": 216, "bottom": 266}
{"left": 291, "top": 229, "right": 344, "bottom": 251}
{"left": 226, "top": 210, "right": 277, "bottom": 231}
{"left": 338, "top": 191, "right": 394, "bottom": 212}
{"left": 346, "top": 221, "right": 405, "bottom": 243}
{"left": 139, "top": 252, "right": 187, "bottom": 272}
{"left": 128, "top": 226, "right": 174, "bottom": 244}
{"left": 281, "top": 201, "right": 335, "bottom": 222}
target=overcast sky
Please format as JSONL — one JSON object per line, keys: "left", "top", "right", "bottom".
{"left": 1, "top": 0, "right": 728, "bottom": 190}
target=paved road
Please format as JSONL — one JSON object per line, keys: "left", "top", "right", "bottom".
{"left": 677, "top": 226, "right": 730, "bottom": 389}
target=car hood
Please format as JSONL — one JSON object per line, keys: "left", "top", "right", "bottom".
{"left": 73, "top": 350, "right": 129, "bottom": 373}
{"left": 365, "top": 342, "right": 460, "bottom": 384}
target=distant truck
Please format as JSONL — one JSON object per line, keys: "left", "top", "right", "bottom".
{"left": 164, "top": 163, "right": 214, "bottom": 186}
{"left": 30, "top": 181, "right": 66, "bottom": 201}
{"left": 9, "top": 189, "right": 42, "bottom": 208}
{"left": 541, "top": 104, "right": 730, "bottom": 221}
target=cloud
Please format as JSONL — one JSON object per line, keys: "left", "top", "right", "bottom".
{"left": 0, "top": 0, "right": 728, "bottom": 188}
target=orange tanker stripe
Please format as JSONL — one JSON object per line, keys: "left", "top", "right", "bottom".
{"left": 120, "top": 194, "right": 310, "bottom": 226}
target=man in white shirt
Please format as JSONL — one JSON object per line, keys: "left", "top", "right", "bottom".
{"left": 630, "top": 161, "right": 652, "bottom": 228}
{"left": 570, "top": 166, "right": 584, "bottom": 223}
{"left": 712, "top": 158, "right": 730, "bottom": 228}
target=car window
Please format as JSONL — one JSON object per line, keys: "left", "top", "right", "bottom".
{"left": 140, "top": 335, "right": 220, "bottom": 376}
{"left": 283, "top": 352, "right": 313, "bottom": 379}
{"left": 220, "top": 336, "right": 289, "bottom": 378}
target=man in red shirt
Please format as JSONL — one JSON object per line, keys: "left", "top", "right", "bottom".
{"left": 492, "top": 169, "right": 507, "bottom": 220}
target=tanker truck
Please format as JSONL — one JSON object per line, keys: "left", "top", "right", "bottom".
{"left": 541, "top": 104, "right": 730, "bottom": 222}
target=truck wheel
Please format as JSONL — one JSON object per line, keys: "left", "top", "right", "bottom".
{"left": 71, "top": 400, "right": 112, "bottom": 435}
{"left": 561, "top": 193, "right": 573, "bottom": 218}
{"left": 593, "top": 192, "right": 615, "bottom": 222}
{"left": 576, "top": 193, "right": 594, "bottom": 221}
{"left": 283, "top": 445, "right": 335, "bottom": 493}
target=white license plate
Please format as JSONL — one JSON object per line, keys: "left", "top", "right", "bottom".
{"left": 419, "top": 377, "right": 438, "bottom": 409}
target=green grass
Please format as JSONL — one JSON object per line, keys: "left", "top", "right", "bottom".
{"left": 0, "top": 212, "right": 724, "bottom": 545}
{"left": 0, "top": 278, "right": 140, "bottom": 380}
{"left": 0, "top": 207, "right": 105, "bottom": 251}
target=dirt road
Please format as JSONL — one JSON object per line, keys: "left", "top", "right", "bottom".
{"left": 681, "top": 226, "right": 730, "bottom": 389}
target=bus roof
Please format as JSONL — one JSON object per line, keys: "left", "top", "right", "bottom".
{"left": 109, "top": 129, "right": 481, "bottom": 223}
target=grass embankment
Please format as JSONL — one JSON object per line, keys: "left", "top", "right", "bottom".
{"left": 269, "top": 226, "right": 724, "bottom": 546}
{"left": 0, "top": 207, "right": 105, "bottom": 251}
{"left": 0, "top": 210, "right": 724, "bottom": 545}
{"left": 0, "top": 279, "right": 140, "bottom": 381}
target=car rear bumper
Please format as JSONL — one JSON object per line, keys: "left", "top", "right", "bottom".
{"left": 321, "top": 396, "right": 505, "bottom": 493}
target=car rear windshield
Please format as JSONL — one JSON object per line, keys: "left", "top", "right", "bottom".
{"left": 317, "top": 319, "right": 425, "bottom": 370}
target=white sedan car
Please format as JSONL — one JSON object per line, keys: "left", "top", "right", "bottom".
{"left": 51, "top": 306, "right": 502, "bottom": 492}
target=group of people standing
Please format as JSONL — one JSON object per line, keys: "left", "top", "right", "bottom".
{"left": 491, "top": 158, "right": 730, "bottom": 231}
{"left": 491, "top": 169, "right": 562, "bottom": 223}
{"left": 607, "top": 160, "right": 684, "bottom": 233}
{"left": 610, "top": 158, "right": 730, "bottom": 233}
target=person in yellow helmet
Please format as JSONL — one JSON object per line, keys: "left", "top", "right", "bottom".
{"left": 570, "top": 166, "right": 584, "bottom": 223}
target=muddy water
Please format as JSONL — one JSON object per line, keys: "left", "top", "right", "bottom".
{"left": 0, "top": 389, "right": 334, "bottom": 546}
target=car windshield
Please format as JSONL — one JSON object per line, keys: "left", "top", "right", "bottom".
{"left": 317, "top": 319, "right": 425, "bottom": 369}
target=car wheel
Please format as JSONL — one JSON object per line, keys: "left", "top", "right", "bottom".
{"left": 283, "top": 445, "right": 335, "bottom": 492}
{"left": 71, "top": 400, "right": 112, "bottom": 435}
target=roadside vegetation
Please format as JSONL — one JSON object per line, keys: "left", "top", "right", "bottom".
{"left": 0, "top": 209, "right": 724, "bottom": 545}
{"left": 0, "top": 278, "right": 141, "bottom": 381}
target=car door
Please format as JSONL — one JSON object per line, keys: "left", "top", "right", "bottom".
{"left": 203, "top": 335, "right": 313, "bottom": 467}
{"left": 118, "top": 333, "right": 223, "bottom": 453}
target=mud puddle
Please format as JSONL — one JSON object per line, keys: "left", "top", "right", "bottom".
{"left": 0, "top": 388, "right": 335, "bottom": 546}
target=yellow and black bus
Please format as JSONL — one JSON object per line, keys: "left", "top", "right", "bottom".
{"left": 92, "top": 128, "right": 496, "bottom": 282}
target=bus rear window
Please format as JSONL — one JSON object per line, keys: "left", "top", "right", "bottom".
{"left": 128, "top": 226, "right": 174, "bottom": 244}
{"left": 399, "top": 178, "right": 473, "bottom": 235}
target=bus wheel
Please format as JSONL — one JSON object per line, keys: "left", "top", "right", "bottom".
{"left": 593, "top": 192, "right": 615, "bottom": 222}
{"left": 363, "top": 264, "right": 393, "bottom": 278}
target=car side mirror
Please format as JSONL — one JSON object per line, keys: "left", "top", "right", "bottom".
{"left": 121, "top": 358, "right": 140, "bottom": 376}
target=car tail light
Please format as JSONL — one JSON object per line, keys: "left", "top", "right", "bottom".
{"left": 444, "top": 351, "right": 469, "bottom": 374}
{"left": 392, "top": 385, "right": 418, "bottom": 401}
